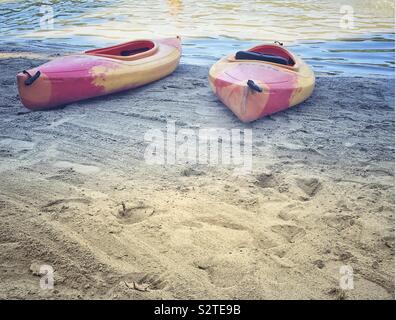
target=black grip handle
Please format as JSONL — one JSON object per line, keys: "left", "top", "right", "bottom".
{"left": 247, "top": 80, "right": 263, "bottom": 93}
{"left": 23, "top": 70, "right": 41, "bottom": 86}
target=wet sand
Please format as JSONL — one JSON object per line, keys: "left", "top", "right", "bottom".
{"left": 0, "top": 47, "right": 394, "bottom": 299}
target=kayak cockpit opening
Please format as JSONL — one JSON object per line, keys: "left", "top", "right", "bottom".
{"left": 235, "top": 45, "right": 295, "bottom": 66}
{"left": 85, "top": 40, "right": 158, "bottom": 61}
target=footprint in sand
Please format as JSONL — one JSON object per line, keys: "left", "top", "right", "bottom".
{"left": 53, "top": 161, "right": 100, "bottom": 174}
{"left": 123, "top": 272, "right": 167, "bottom": 291}
{"left": 0, "top": 138, "right": 35, "bottom": 157}
{"left": 295, "top": 177, "right": 321, "bottom": 197}
{"left": 254, "top": 172, "right": 277, "bottom": 188}
{"left": 271, "top": 224, "right": 306, "bottom": 243}
{"left": 277, "top": 203, "right": 305, "bottom": 221}
{"left": 116, "top": 202, "right": 155, "bottom": 224}
{"left": 253, "top": 231, "right": 278, "bottom": 250}
{"left": 195, "top": 255, "right": 254, "bottom": 288}
{"left": 322, "top": 213, "right": 359, "bottom": 232}
{"left": 180, "top": 167, "right": 205, "bottom": 177}
{"left": 268, "top": 251, "right": 296, "bottom": 269}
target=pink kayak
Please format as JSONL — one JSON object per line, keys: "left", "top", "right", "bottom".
{"left": 209, "top": 43, "right": 315, "bottom": 122}
{"left": 17, "top": 37, "right": 182, "bottom": 110}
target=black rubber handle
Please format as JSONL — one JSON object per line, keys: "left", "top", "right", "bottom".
{"left": 247, "top": 80, "right": 263, "bottom": 93}
{"left": 23, "top": 70, "right": 41, "bottom": 86}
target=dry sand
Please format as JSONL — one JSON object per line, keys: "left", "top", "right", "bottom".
{"left": 0, "top": 47, "right": 394, "bottom": 299}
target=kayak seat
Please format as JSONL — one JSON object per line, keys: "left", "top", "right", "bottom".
{"left": 235, "top": 51, "right": 292, "bottom": 65}
{"left": 85, "top": 40, "right": 158, "bottom": 61}
{"left": 120, "top": 47, "right": 151, "bottom": 56}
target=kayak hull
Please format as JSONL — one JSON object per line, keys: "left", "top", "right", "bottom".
{"left": 17, "top": 37, "right": 181, "bottom": 110}
{"left": 208, "top": 43, "right": 315, "bottom": 122}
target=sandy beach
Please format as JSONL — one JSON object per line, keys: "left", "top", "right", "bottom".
{"left": 0, "top": 47, "right": 394, "bottom": 300}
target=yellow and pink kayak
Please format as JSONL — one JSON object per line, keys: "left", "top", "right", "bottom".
{"left": 17, "top": 37, "right": 182, "bottom": 110}
{"left": 209, "top": 43, "right": 315, "bottom": 122}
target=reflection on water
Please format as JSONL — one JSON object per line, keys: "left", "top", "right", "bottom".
{"left": 167, "top": 0, "right": 183, "bottom": 16}
{"left": 0, "top": 0, "right": 394, "bottom": 76}
{"left": 1, "top": 0, "right": 393, "bottom": 41}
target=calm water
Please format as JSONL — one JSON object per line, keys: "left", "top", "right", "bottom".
{"left": 0, "top": 0, "right": 394, "bottom": 76}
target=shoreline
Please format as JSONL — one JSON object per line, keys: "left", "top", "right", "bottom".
{"left": 1, "top": 35, "right": 394, "bottom": 77}
{"left": 0, "top": 47, "right": 394, "bottom": 299}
